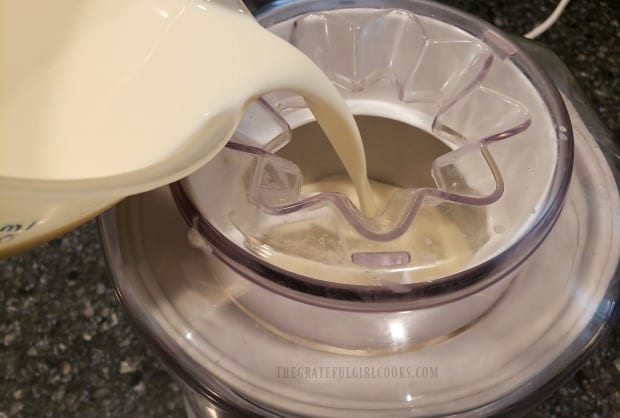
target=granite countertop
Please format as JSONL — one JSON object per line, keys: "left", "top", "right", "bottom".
{"left": 1, "top": 1, "right": 619, "bottom": 417}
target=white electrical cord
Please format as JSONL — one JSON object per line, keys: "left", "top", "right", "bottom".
{"left": 524, "top": 0, "right": 571, "bottom": 39}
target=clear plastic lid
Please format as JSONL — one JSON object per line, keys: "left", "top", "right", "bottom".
{"left": 177, "top": 2, "right": 572, "bottom": 305}
{"left": 99, "top": 1, "right": 620, "bottom": 417}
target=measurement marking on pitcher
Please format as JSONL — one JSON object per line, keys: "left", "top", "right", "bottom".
{"left": 0, "top": 220, "right": 40, "bottom": 243}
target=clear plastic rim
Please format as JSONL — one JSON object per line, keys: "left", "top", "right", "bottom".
{"left": 170, "top": 0, "right": 574, "bottom": 311}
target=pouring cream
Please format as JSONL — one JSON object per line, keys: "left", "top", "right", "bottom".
{"left": 1, "top": 0, "right": 378, "bottom": 254}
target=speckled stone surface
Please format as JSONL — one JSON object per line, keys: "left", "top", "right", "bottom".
{"left": 1, "top": 1, "right": 619, "bottom": 417}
